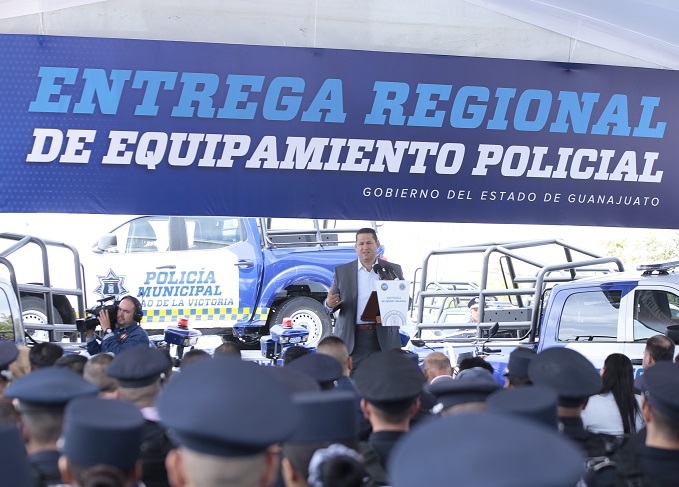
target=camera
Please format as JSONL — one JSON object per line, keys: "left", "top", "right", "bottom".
{"left": 76, "top": 296, "right": 119, "bottom": 333}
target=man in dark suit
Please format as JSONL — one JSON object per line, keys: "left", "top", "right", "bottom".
{"left": 325, "top": 228, "right": 404, "bottom": 371}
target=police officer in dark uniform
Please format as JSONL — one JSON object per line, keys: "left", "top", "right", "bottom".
{"left": 107, "top": 345, "right": 172, "bottom": 487}
{"left": 0, "top": 339, "right": 19, "bottom": 396}
{"left": 157, "top": 357, "right": 298, "bottom": 487}
{"left": 352, "top": 350, "right": 425, "bottom": 485}
{"left": 616, "top": 362, "right": 679, "bottom": 486}
{"left": 0, "top": 424, "right": 32, "bottom": 486}
{"left": 0, "top": 339, "right": 19, "bottom": 370}
{"left": 59, "top": 397, "right": 146, "bottom": 487}
{"left": 487, "top": 384, "right": 560, "bottom": 430}
{"left": 388, "top": 412, "right": 586, "bottom": 487}
{"left": 285, "top": 353, "right": 344, "bottom": 390}
{"left": 281, "top": 390, "right": 364, "bottom": 487}
{"left": 427, "top": 374, "right": 500, "bottom": 415}
{"left": 4, "top": 367, "right": 99, "bottom": 487}
{"left": 529, "top": 347, "right": 619, "bottom": 486}
{"left": 503, "top": 346, "right": 536, "bottom": 388}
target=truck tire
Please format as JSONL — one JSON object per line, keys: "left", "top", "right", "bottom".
{"left": 21, "top": 296, "right": 63, "bottom": 342}
{"left": 273, "top": 297, "right": 331, "bottom": 348}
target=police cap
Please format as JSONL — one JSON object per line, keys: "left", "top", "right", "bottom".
{"left": 107, "top": 345, "right": 168, "bottom": 388}
{"left": 456, "top": 367, "right": 496, "bottom": 382}
{"left": 0, "top": 425, "right": 31, "bottom": 485}
{"left": 389, "top": 413, "right": 584, "bottom": 487}
{"left": 286, "top": 353, "right": 343, "bottom": 388}
{"left": 4, "top": 367, "right": 98, "bottom": 411}
{"left": 638, "top": 362, "right": 679, "bottom": 420}
{"left": 504, "top": 347, "right": 536, "bottom": 378}
{"left": 157, "top": 357, "right": 298, "bottom": 457}
{"left": 63, "top": 397, "right": 145, "bottom": 470}
{"left": 262, "top": 364, "right": 321, "bottom": 395}
{"left": 0, "top": 340, "right": 18, "bottom": 371}
{"left": 353, "top": 350, "right": 426, "bottom": 411}
{"left": 427, "top": 376, "right": 500, "bottom": 411}
{"left": 288, "top": 391, "right": 358, "bottom": 442}
{"left": 468, "top": 297, "right": 479, "bottom": 309}
{"left": 528, "top": 347, "right": 601, "bottom": 406}
{"left": 486, "top": 385, "right": 559, "bottom": 430}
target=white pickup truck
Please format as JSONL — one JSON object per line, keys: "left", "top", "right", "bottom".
{"left": 408, "top": 239, "right": 679, "bottom": 379}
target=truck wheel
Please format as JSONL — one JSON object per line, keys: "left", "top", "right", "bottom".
{"left": 21, "top": 296, "right": 63, "bottom": 342}
{"left": 273, "top": 297, "right": 330, "bottom": 348}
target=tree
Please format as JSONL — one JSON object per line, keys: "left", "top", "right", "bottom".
{"left": 604, "top": 231, "right": 679, "bottom": 269}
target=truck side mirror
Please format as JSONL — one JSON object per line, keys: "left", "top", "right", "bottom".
{"left": 489, "top": 322, "right": 500, "bottom": 338}
{"left": 93, "top": 234, "right": 117, "bottom": 254}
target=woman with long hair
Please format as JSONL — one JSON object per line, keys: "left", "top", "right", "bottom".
{"left": 582, "top": 353, "right": 644, "bottom": 436}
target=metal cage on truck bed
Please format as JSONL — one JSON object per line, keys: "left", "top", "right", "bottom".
{"left": 412, "top": 239, "right": 625, "bottom": 345}
{"left": 0, "top": 233, "right": 85, "bottom": 342}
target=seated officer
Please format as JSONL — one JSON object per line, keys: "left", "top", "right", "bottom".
{"left": 0, "top": 340, "right": 19, "bottom": 396}
{"left": 529, "top": 347, "right": 618, "bottom": 486}
{"left": 389, "top": 412, "right": 585, "bottom": 487}
{"left": 0, "top": 424, "right": 32, "bottom": 486}
{"left": 28, "top": 343, "right": 63, "bottom": 371}
{"left": 422, "top": 351, "right": 453, "bottom": 384}
{"left": 286, "top": 354, "right": 343, "bottom": 390}
{"left": 625, "top": 362, "right": 679, "bottom": 484}
{"left": 317, "top": 336, "right": 365, "bottom": 434}
{"left": 487, "top": 385, "right": 559, "bottom": 430}
{"left": 107, "top": 345, "right": 172, "bottom": 487}
{"left": 281, "top": 390, "right": 364, "bottom": 487}
{"left": 352, "top": 350, "right": 425, "bottom": 485}
{"left": 59, "top": 397, "right": 146, "bottom": 487}
{"left": 0, "top": 339, "right": 19, "bottom": 371}
{"left": 528, "top": 348, "right": 610, "bottom": 451}
{"left": 157, "top": 357, "right": 298, "bottom": 487}
{"left": 83, "top": 353, "right": 118, "bottom": 398}
{"left": 503, "top": 347, "right": 536, "bottom": 388}
{"left": 263, "top": 365, "right": 321, "bottom": 395}
{"left": 4, "top": 367, "right": 98, "bottom": 487}
{"left": 427, "top": 374, "right": 500, "bottom": 416}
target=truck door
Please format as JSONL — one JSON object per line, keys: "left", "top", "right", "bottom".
{"left": 182, "top": 216, "right": 263, "bottom": 334}
{"left": 543, "top": 286, "right": 627, "bottom": 370}
{"left": 84, "top": 216, "right": 243, "bottom": 336}
{"left": 623, "top": 285, "right": 679, "bottom": 377}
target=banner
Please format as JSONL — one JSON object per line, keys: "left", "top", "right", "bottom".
{"left": 0, "top": 34, "right": 676, "bottom": 228}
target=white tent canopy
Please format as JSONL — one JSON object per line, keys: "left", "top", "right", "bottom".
{"left": 465, "top": 0, "right": 679, "bottom": 69}
{"left": 0, "top": 0, "right": 675, "bottom": 69}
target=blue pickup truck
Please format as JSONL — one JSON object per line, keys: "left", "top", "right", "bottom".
{"left": 13, "top": 218, "right": 373, "bottom": 348}
{"left": 408, "top": 239, "right": 679, "bottom": 380}
{"left": 81, "top": 217, "right": 373, "bottom": 347}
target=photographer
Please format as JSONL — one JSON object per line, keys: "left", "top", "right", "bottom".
{"left": 86, "top": 296, "right": 150, "bottom": 355}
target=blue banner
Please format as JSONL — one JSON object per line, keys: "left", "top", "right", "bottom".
{"left": 0, "top": 34, "right": 676, "bottom": 227}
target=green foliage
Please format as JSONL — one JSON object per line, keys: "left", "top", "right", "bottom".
{"left": 604, "top": 231, "right": 679, "bottom": 268}
{"left": 0, "top": 312, "right": 14, "bottom": 340}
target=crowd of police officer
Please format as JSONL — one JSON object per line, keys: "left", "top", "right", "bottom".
{"left": 0, "top": 331, "right": 677, "bottom": 487}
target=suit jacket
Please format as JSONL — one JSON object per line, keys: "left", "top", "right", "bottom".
{"left": 330, "top": 259, "right": 404, "bottom": 354}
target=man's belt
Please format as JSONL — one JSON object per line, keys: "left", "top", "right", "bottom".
{"left": 356, "top": 324, "right": 377, "bottom": 330}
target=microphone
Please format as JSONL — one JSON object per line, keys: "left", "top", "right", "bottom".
{"left": 373, "top": 262, "right": 399, "bottom": 280}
